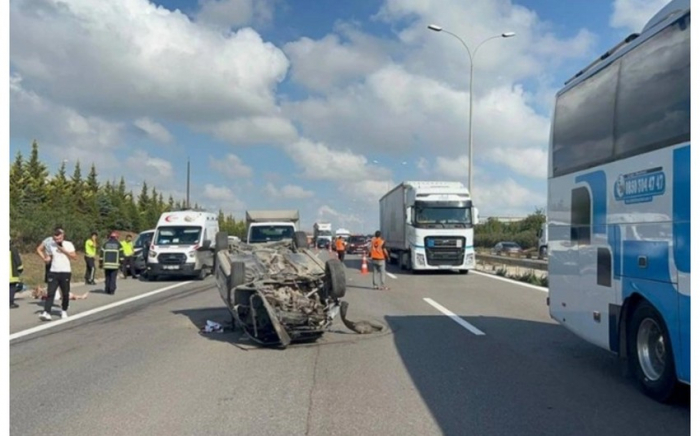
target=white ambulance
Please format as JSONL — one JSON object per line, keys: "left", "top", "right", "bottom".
{"left": 146, "top": 210, "right": 219, "bottom": 281}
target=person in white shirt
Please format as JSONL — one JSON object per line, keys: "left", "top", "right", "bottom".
{"left": 39, "top": 228, "right": 77, "bottom": 321}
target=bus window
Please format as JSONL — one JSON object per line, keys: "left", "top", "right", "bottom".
{"left": 614, "top": 13, "right": 690, "bottom": 159}
{"left": 552, "top": 62, "right": 617, "bottom": 177}
{"left": 570, "top": 187, "right": 591, "bottom": 245}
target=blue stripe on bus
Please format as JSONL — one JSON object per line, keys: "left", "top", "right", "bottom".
{"left": 672, "top": 145, "right": 690, "bottom": 274}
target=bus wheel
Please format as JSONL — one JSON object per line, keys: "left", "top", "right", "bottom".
{"left": 627, "top": 300, "right": 679, "bottom": 402}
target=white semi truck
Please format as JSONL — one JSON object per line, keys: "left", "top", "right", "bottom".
{"left": 379, "top": 181, "right": 479, "bottom": 273}
{"left": 246, "top": 210, "right": 300, "bottom": 244}
{"left": 313, "top": 222, "right": 333, "bottom": 247}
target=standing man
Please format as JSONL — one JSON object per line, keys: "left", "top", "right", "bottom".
{"left": 10, "top": 237, "right": 24, "bottom": 309}
{"left": 335, "top": 236, "right": 347, "bottom": 262}
{"left": 369, "top": 231, "right": 390, "bottom": 290}
{"left": 121, "top": 234, "right": 136, "bottom": 279}
{"left": 100, "top": 231, "right": 124, "bottom": 295}
{"left": 84, "top": 232, "right": 98, "bottom": 285}
{"left": 36, "top": 226, "right": 63, "bottom": 287}
{"left": 39, "top": 228, "right": 77, "bottom": 321}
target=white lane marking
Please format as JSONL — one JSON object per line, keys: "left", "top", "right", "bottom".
{"left": 423, "top": 298, "right": 485, "bottom": 336}
{"left": 471, "top": 270, "right": 549, "bottom": 293}
{"left": 10, "top": 281, "right": 194, "bottom": 342}
{"left": 387, "top": 272, "right": 398, "bottom": 279}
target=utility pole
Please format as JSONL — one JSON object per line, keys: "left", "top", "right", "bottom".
{"left": 186, "top": 158, "right": 191, "bottom": 210}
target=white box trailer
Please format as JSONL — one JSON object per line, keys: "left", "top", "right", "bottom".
{"left": 379, "top": 181, "right": 479, "bottom": 273}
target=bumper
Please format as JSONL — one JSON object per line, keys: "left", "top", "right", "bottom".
{"left": 147, "top": 262, "right": 199, "bottom": 276}
{"left": 412, "top": 250, "right": 476, "bottom": 270}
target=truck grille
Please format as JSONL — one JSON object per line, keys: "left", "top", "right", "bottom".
{"left": 424, "top": 237, "right": 465, "bottom": 266}
{"left": 157, "top": 253, "right": 187, "bottom": 265}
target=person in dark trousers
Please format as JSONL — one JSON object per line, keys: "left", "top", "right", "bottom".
{"left": 100, "top": 231, "right": 124, "bottom": 295}
{"left": 39, "top": 228, "right": 77, "bottom": 321}
{"left": 10, "top": 237, "right": 24, "bottom": 309}
{"left": 84, "top": 232, "right": 98, "bottom": 285}
{"left": 120, "top": 234, "right": 137, "bottom": 279}
{"left": 335, "top": 236, "right": 347, "bottom": 262}
{"left": 36, "top": 226, "right": 63, "bottom": 287}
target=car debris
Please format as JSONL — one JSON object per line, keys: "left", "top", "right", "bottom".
{"left": 213, "top": 230, "right": 348, "bottom": 348}
{"left": 339, "top": 301, "right": 384, "bottom": 334}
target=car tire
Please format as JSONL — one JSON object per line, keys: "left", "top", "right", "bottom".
{"left": 293, "top": 231, "right": 309, "bottom": 251}
{"left": 324, "top": 258, "right": 346, "bottom": 299}
{"left": 627, "top": 300, "right": 680, "bottom": 402}
{"left": 215, "top": 231, "right": 229, "bottom": 252}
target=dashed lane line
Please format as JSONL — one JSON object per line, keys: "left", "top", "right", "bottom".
{"left": 423, "top": 297, "right": 486, "bottom": 336}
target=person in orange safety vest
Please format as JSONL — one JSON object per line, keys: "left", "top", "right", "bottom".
{"left": 335, "top": 236, "right": 347, "bottom": 262}
{"left": 369, "top": 231, "right": 390, "bottom": 290}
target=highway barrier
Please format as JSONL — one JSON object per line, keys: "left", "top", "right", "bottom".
{"left": 476, "top": 253, "right": 548, "bottom": 272}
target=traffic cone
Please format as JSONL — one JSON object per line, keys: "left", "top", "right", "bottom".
{"left": 361, "top": 254, "right": 369, "bottom": 274}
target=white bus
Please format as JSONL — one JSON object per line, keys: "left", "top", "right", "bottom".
{"left": 547, "top": 0, "right": 690, "bottom": 402}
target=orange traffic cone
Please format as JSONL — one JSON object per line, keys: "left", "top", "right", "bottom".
{"left": 361, "top": 254, "right": 369, "bottom": 274}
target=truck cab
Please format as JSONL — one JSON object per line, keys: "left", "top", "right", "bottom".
{"left": 246, "top": 210, "right": 300, "bottom": 244}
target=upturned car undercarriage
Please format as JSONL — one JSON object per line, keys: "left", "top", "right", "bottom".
{"left": 214, "top": 231, "right": 347, "bottom": 347}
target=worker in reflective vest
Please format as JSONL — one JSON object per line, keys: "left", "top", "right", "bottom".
{"left": 335, "top": 236, "right": 347, "bottom": 262}
{"left": 100, "top": 231, "right": 125, "bottom": 295}
{"left": 84, "top": 232, "right": 98, "bottom": 285}
{"left": 370, "top": 231, "right": 390, "bottom": 290}
{"left": 120, "top": 234, "right": 136, "bottom": 279}
{"left": 10, "top": 237, "right": 24, "bottom": 309}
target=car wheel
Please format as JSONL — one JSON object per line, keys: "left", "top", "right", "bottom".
{"left": 293, "top": 231, "right": 309, "bottom": 251}
{"left": 627, "top": 300, "right": 680, "bottom": 402}
{"left": 324, "top": 258, "right": 346, "bottom": 299}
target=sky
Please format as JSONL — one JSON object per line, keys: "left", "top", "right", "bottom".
{"left": 8, "top": 0, "right": 673, "bottom": 233}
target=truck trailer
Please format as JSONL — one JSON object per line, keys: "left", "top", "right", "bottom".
{"left": 245, "top": 210, "right": 300, "bottom": 244}
{"left": 379, "top": 181, "right": 479, "bottom": 273}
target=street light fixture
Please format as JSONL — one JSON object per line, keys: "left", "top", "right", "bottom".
{"left": 428, "top": 24, "right": 515, "bottom": 197}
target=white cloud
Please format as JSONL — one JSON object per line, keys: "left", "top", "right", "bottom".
{"left": 265, "top": 182, "right": 314, "bottom": 199}
{"left": 202, "top": 183, "right": 246, "bottom": 212}
{"left": 210, "top": 153, "right": 253, "bottom": 178}
{"left": 196, "top": 0, "right": 276, "bottom": 29}
{"left": 471, "top": 178, "right": 546, "bottom": 217}
{"left": 435, "top": 155, "right": 470, "bottom": 180}
{"left": 609, "top": 0, "right": 670, "bottom": 32}
{"left": 203, "top": 116, "right": 298, "bottom": 146}
{"left": 284, "top": 137, "right": 391, "bottom": 182}
{"left": 316, "top": 204, "right": 364, "bottom": 230}
{"left": 126, "top": 150, "right": 174, "bottom": 183}
{"left": 10, "top": 74, "right": 123, "bottom": 167}
{"left": 485, "top": 147, "right": 547, "bottom": 179}
{"left": 134, "top": 117, "right": 173, "bottom": 143}
{"left": 10, "top": 0, "right": 290, "bottom": 127}
{"left": 283, "top": 24, "right": 391, "bottom": 92}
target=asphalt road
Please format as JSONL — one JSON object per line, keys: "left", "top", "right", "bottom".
{"left": 10, "top": 252, "right": 689, "bottom": 436}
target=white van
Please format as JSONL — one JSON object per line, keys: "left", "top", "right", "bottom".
{"left": 146, "top": 211, "right": 219, "bottom": 280}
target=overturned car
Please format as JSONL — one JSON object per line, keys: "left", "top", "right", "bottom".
{"left": 213, "top": 230, "right": 346, "bottom": 348}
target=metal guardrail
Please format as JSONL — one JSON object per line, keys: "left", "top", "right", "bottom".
{"left": 476, "top": 253, "right": 548, "bottom": 271}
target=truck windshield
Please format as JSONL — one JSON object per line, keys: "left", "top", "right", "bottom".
{"left": 250, "top": 225, "right": 295, "bottom": 243}
{"left": 154, "top": 226, "right": 202, "bottom": 246}
{"left": 317, "top": 230, "right": 332, "bottom": 236}
{"left": 414, "top": 206, "right": 472, "bottom": 228}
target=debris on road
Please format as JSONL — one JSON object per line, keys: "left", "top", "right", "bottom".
{"left": 339, "top": 301, "right": 384, "bottom": 334}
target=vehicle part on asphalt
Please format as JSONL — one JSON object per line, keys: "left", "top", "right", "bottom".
{"left": 339, "top": 301, "right": 384, "bottom": 334}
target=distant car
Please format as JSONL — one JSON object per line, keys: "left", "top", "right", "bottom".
{"left": 346, "top": 235, "right": 369, "bottom": 254}
{"left": 316, "top": 238, "right": 330, "bottom": 249}
{"left": 133, "top": 229, "right": 155, "bottom": 276}
{"left": 492, "top": 241, "right": 522, "bottom": 256}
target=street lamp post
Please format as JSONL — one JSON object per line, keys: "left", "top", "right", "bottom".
{"left": 427, "top": 24, "right": 515, "bottom": 196}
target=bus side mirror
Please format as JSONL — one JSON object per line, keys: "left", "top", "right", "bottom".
{"left": 406, "top": 207, "right": 412, "bottom": 224}
{"left": 472, "top": 207, "right": 480, "bottom": 225}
